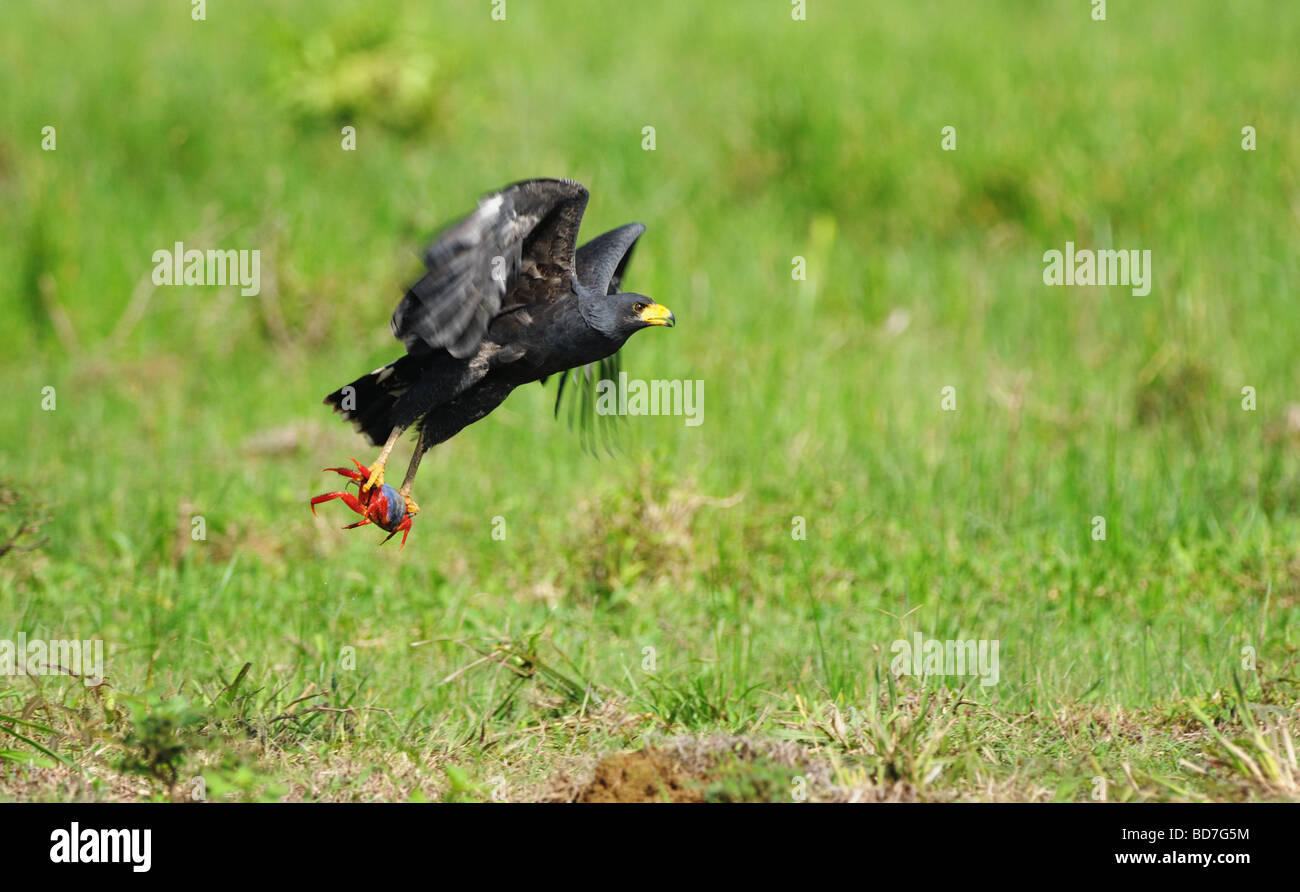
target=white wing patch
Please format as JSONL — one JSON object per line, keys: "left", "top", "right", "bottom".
{"left": 477, "top": 194, "right": 505, "bottom": 220}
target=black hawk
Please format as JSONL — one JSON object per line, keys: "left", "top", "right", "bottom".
{"left": 309, "top": 178, "right": 673, "bottom": 545}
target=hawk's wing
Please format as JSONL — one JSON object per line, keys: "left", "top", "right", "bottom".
{"left": 574, "top": 222, "right": 645, "bottom": 295}
{"left": 390, "top": 178, "right": 590, "bottom": 358}
{"left": 553, "top": 223, "right": 647, "bottom": 451}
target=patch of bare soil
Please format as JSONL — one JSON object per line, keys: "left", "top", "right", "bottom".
{"left": 556, "top": 735, "right": 879, "bottom": 803}
{"left": 578, "top": 748, "right": 706, "bottom": 803}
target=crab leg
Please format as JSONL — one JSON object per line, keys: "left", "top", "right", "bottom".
{"left": 310, "top": 490, "right": 368, "bottom": 517}
{"left": 379, "top": 515, "right": 413, "bottom": 547}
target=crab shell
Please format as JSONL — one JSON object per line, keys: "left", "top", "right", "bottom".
{"left": 370, "top": 483, "right": 408, "bottom": 531}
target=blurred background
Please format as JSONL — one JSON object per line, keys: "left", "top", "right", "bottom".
{"left": 1, "top": 1, "right": 1298, "bottom": 800}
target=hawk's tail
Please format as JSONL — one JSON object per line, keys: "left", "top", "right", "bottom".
{"left": 324, "top": 355, "right": 425, "bottom": 447}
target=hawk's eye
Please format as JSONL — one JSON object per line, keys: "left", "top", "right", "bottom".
{"left": 633, "top": 302, "right": 647, "bottom": 314}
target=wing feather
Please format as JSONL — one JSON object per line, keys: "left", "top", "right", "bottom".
{"left": 390, "top": 178, "right": 589, "bottom": 358}
{"left": 574, "top": 223, "right": 645, "bottom": 295}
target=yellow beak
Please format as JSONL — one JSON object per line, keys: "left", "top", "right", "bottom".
{"left": 638, "top": 302, "right": 675, "bottom": 327}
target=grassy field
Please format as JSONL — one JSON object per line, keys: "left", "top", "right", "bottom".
{"left": 1, "top": 0, "right": 1299, "bottom": 802}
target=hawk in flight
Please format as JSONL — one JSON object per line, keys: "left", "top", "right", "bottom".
{"left": 310, "top": 178, "right": 674, "bottom": 545}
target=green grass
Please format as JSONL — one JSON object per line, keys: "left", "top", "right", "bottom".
{"left": 1, "top": 0, "right": 1298, "bottom": 801}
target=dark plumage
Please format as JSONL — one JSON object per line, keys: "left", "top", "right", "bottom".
{"left": 320, "top": 178, "right": 673, "bottom": 523}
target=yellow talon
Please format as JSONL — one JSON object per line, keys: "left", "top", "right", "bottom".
{"left": 403, "top": 494, "right": 420, "bottom": 517}
{"left": 363, "top": 428, "right": 403, "bottom": 494}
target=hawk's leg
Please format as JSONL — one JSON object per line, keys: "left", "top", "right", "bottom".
{"left": 396, "top": 427, "right": 427, "bottom": 517}
{"left": 363, "top": 425, "right": 405, "bottom": 493}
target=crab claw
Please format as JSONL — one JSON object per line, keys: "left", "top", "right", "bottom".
{"left": 321, "top": 458, "right": 370, "bottom": 483}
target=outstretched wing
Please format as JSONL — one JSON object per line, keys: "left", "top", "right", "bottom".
{"left": 552, "top": 223, "right": 647, "bottom": 452}
{"left": 390, "top": 178, "right": 589, "bottom": 359}
{"left": 574, "top": 222, "right": 644, "bottom": 295}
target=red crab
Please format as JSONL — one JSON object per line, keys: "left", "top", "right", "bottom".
{"left": 309, "top": 459, "right": 418, "bottom": 547}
